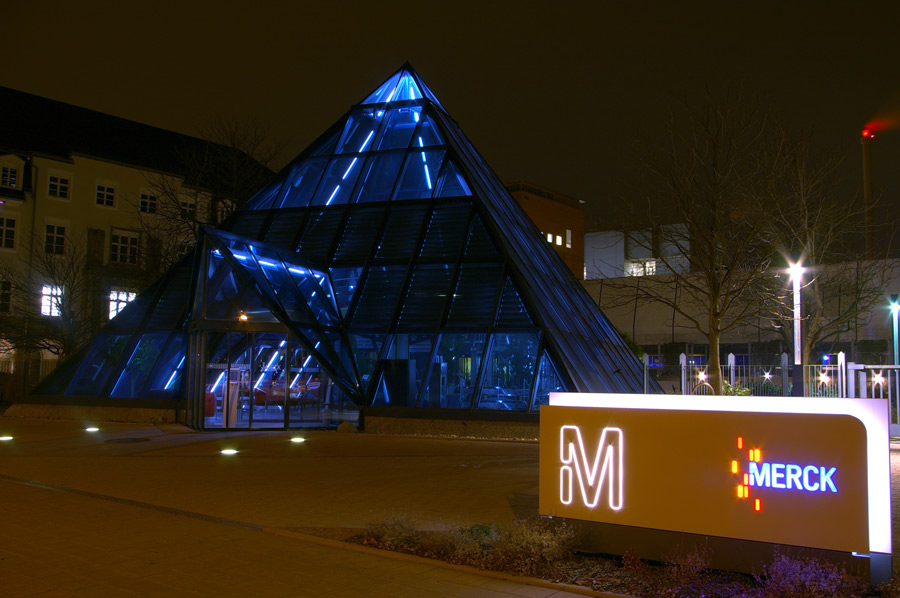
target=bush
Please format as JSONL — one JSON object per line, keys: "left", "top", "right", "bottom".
{"left": 754, "top": 553, "right": 867, "bottom": 598}
{"left": 359, "top": 517, "right": 575, "bottom": 575}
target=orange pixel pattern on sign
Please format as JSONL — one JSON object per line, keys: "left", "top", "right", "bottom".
{"left": 733, "top": 437, "right": 760, "bottom": 512}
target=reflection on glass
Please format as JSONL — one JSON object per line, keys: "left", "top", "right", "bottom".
{"left": 425, "top": 334, "right": 486, "bottom": 409}
{"left": 477, "top": 332, "right": 540, "bottom": 411}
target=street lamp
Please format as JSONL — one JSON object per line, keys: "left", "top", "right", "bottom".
{"left": 788, "top": 261, "right": 804, "bottom": 396}
{"left": 890, "top": 295, "right": 899, "bottom": 367}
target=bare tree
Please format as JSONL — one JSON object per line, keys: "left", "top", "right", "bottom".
{"left": 601, "top": 95, "right": 776, "bottom": 394}
{"left": 757, "top": 130, "right": 892, "bottom": 367}
{"left": 134, "top": 117, "right": 280, "bottom": 272}
{"left": 0, "top": 231, "right": 101, "bottom": 358}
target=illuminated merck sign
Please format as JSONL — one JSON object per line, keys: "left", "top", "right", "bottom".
{"left": 559, "top": 425, "right": 624, "bottom": 510}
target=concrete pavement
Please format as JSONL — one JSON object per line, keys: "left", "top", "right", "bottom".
{"left": 0, "top": 417, "right": 896, "bottom": 597}
{"left": 0, "top": 418, "right": 600, "bottom": 598}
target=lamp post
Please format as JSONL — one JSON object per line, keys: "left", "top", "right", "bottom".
{"left": 890, "top": 295, "right": 899, "bottom": 367}
{"left": 788, "top": 261, "right": 804, "bottom": 396}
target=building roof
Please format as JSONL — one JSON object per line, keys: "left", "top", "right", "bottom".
{"left": 0, "top": 85, "right": 270, "bottom": 190}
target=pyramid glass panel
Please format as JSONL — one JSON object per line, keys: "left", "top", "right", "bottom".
{"left": 411, "top": 113, "right": 445, "bottom": 147}
{"left": 29, "top": 63, "right": 653, "bottom": 430}
{"left": 139, "top": 333, "right": 186, "bottom": 399}
{"left": 333, "top": 208, "right": 385, "bottom": 263}
{"left": 276, "top": 158, "right": 327, "bottom": 209}
{"left": 427, "top": 333, "right": 486, "bottom": 409}
{"left": 310, "top": 156, "right": 365, "bottom": 207}
{"left": 419, "top": 204, "right": 469, "bottom": 260}
{"left": 351, "top": 151, "right": 405, "bottom": 204}
{"left": 65, "top": 333, "right": 131, "bottom": 396}
{"left": 476, "top": 331, "right": 540, "bottom": 411}
{"left": 375, "top": 205, "right": 427, "bottom": 261}
{"left": 393, "top": 149, "right": 445, "bottom": 201}
{"left": 335, "top": 108, "right": 385, "bottom": 154}
{"left": 397, "top": 264, "right": 454, "bottom": 330}
{"left": 110, "top": 332, "right": 171, "bottom": 398}
{"left": 330, "top": 266, "right": 363, "bottom": 317}
{"left": 445, "top": 264, "right": 503, "bottom": 328}
{"left": 432, "top": 160, "right": 472, "bottom": 198}
{"left": 462, "top": 213, "right": 499, "bottom": 259}
{"left": 374, "top": 107, "right": 422, "bottom": 150}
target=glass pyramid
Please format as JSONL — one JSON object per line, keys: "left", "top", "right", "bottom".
{"left": 31, "top": 64, "right": 654, "bottom": 428}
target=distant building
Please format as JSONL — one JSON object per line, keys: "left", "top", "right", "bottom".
{"left": 506, "top": 182, "right": 585, "bottom": 280}
{"left": 0, "top": 86, "right": 270, "bottom": 394}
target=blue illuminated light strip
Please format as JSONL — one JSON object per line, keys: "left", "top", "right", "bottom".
{"left": 254, "top": 340, "right": 286, "bottom": 390}
{"left": 326, "top": 130, "right": 375, "bottom": 207}
{"left": 290, "top": 342, "right": 320, "bottom": 388}
{"left": 211, "top": 371, "right": 226, "bottom": 393}
{"left": 418, "top": 137, "right": 432, "bottom": 190}
{"left": 164, "top": 357, "right": 186, "bottom": 390}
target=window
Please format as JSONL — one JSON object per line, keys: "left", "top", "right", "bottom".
{"left": 0, "top": 281, "right": 9, "bottom": 313}
{"left": 140, "top": 193, "right": 157, "bottom": 214}
{"left": 45, "top": 224, "right": 66, "bottom": 255}
{"left": 96, "top": 184, "right": 116, "bottom": 207}
{"left": 0, "top": 217, "right": 14, "bottom": 249}
{"left": 49, "top": 175, "right": 70, "bottom": 199}
{"left": 565, "top": 229, "right": 572, "bottom": 249}
{"left": 546, "top": 232, "right": 553, "bottom": 243}
{"left": 109, "top": 289, "right": 136, "bottom": 319}
{"left": 629, "top": 259, "right": 657, "bottom": 277}
{"left": 555, "top": 235, "right": 562, "bottom": 246}
{"left": 0, "top": 166, "right": 17, "bottom": 188}
{"left": 180, "top": 199, "right": 196, "bottom": 219}
{"left": 110, "top": 229, "right": 139, "bottom": 265}
{"left": 41, "top": 285, "right": 62, "bottom": 317}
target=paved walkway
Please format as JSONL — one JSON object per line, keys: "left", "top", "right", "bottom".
{"left": 0, "top": 417, "right": 896, "bottom": 596}
{"left": 0, "top": 418, "right": 595, "bottom": 598}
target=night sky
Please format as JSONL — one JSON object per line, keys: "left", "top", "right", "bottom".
{"left": 4, "top": 1, "right": 900, "bottom": 228}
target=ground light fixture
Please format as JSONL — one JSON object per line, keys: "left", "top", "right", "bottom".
{"left": 0, "top": 435, "right": 13, "bottom": 441}
{"left": 290, "top": 437, "right": 306, "bottom": 443}
{"left": 220, "top": 449, "right": 239, "bottom": 455}
{"left": 85, "top": 427, "right": 100, "bottom": 433}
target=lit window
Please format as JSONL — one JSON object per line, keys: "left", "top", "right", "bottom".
{"left": 555, "top": 235, "right": 562, "bottom": 246}
{"left": 546, "top": 233, "right": 553, "bottom": 243}
{"left": 41, "top": 285, "right": 62, "bottom": 317}
{"left": 109, "top": 290, "right": 136, "bottom": 319}
{"left": 140, "top": 193, "right": 157, "bottom": 214}
{"left": 629, "top": 259, "right": 657, "bottom": 277}
{"left": 0, "top": 166, "right": 17, "bottom": 188}
{"left": 96, "top": 184, "right": 116, "bottom": 207}
{"left": 565, "top": 229, "right": 572, "bottom": 248}
{"left": 0, "top": 280, "right": 10, "bottom": 313}
{"left": 0, "top": 217, "right": 15, "bottom": 249}
{"left": 110, "top": 230, "right": 139, "bottom": 265}
{"left": 45, "top": 224, "right": 66, "bottom": 255}
{"left": 49, "top": 175, "right": 70, "bottom": 199}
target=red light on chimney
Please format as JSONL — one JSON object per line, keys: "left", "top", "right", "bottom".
{"left": 862, "top": 129, "right": 871, "bottom": 138}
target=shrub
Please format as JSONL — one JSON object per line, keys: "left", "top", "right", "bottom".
{"left": 361, "top": 516, "right": 423, "bottom": 552}
{"left": 755, "top": 553, "right": 867, "bottom": 598}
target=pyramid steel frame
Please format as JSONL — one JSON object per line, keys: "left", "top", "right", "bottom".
{"left": 29, "top": 64, "right": 656, "bottom": 429}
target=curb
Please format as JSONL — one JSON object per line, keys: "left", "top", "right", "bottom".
{"left": 262, "top": 527, "right": 630, "bottom": 598}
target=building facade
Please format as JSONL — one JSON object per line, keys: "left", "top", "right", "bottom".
{"left": 507, "top": 182, "right": 585, "bottom": 280}
{"left": 0, "top": 86, "right": 267, "bottom": 398}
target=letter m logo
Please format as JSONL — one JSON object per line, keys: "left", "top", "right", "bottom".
{"left": 559, "top": 425, "right": 624, "bottom": 510}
